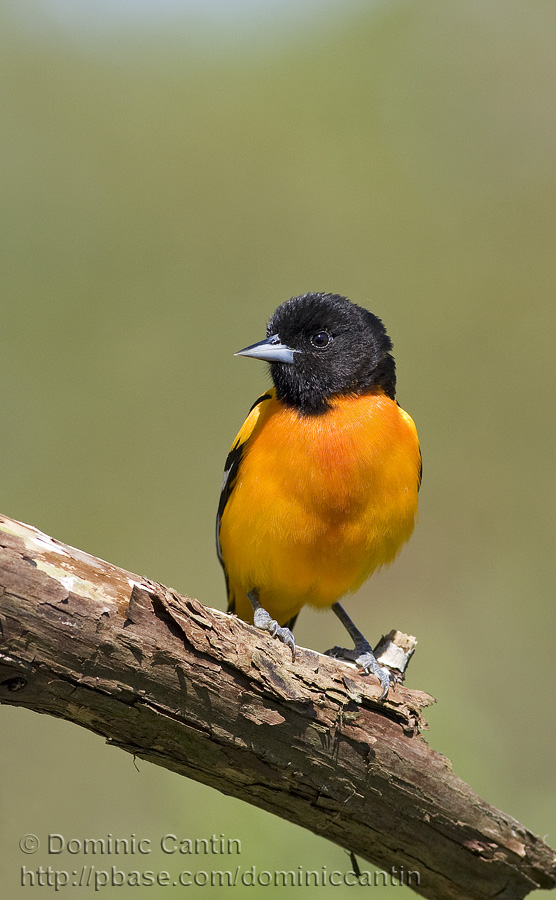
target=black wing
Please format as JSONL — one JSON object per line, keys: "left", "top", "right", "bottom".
{"left": 216, "top": 391, "right": 273, "bottom": 612}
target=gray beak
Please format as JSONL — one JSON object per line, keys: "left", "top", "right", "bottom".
{"left": 235, "top": 333, "right": 296, "bottom": 365}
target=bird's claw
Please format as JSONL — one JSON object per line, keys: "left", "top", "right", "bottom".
{"left": 253, "top": 607, "right": 296, "bottom": 660}
{"left": 325, "top": 643, "right": 390, "bottom": 700}
{"left": 354, "top": 650, "right": 391, "bottom": 700}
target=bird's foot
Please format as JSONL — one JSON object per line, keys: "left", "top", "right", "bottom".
{"left": 325, "top": 641, "right": 391, "bottom": 700}
{"left": 252, "top": 605, "right": 296, "bottom": 660}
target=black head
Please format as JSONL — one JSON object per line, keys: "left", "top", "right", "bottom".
{"left": 236, "top": 292, "right": 396, "bottom": 414}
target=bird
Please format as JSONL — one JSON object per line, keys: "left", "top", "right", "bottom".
{"left": 216, "top": 292, "right": 421, "bottom": 698}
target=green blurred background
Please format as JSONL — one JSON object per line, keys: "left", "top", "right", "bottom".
{"left": 1, "top": 0, "right": 555, "bottom": 896}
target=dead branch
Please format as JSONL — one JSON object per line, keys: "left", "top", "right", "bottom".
{"left": 0, "top": 513, "right": 554, "bottom": 900}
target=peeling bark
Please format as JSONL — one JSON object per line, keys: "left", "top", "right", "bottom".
{"left": 0, "top": 513, "right": 554, "bottom": 900}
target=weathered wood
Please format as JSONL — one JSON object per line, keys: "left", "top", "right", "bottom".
{"left": 0, "top": 513, "right": 554, "bottom": 899}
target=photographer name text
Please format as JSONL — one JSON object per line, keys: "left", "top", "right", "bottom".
{"left": 19, "top": 833, "right": 241, "bottom": 856}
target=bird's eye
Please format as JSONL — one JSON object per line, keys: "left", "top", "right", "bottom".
{"left": 311, "top": 331, "right": 331, "bottom": 349}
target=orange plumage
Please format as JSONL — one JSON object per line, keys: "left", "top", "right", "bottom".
{"left": 219, "top": 387, "right": 420, "bottom": 625}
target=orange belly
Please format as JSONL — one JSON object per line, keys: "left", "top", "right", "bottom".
{"left": 219, "top": 391, "right": 420, "bottom": 625}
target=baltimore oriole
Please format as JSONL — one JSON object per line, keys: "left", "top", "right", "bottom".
{"left": 216, "top": 292, "right": 421, "bottom": 698}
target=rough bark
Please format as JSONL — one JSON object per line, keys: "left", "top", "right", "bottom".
{"left": 0, "top": 513, "right": 554, "bottom": 899}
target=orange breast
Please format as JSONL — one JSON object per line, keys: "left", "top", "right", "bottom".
{"left": 219, "top": 391, "right": 420, "bottom": 625}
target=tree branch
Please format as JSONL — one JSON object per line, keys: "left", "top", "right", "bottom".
{"left": 0, "top": 513, "right": 554, "bottom": 899}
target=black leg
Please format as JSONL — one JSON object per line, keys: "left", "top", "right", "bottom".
{"left": 247, "top": 590, "right": 296, "bottom": 660}
{"left": 326, "top": 602, "right": 390, "bottom": 699}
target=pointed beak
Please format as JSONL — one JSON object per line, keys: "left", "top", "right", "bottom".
{"left": 235, "top": 333, "right": 296, "bottom": 365}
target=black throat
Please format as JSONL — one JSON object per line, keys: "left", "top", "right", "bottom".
{"left": 270, "top": 353, "right": 396, "bottom": 415}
